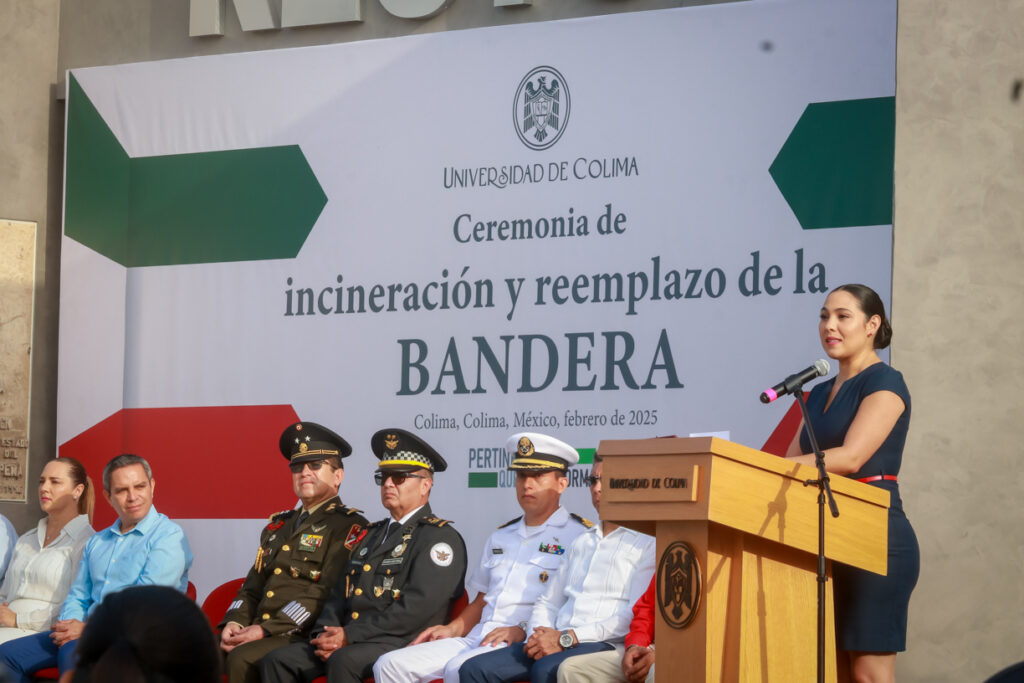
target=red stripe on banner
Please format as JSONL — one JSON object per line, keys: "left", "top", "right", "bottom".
{"left": 59, "top": 405, "right": 301, "bottom": 528}
{"left": 760, "top": 393, "right": 807, "bottom": 457}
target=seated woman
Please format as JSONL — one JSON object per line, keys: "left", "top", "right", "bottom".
{"left": 0, "top": 458, "right": 95, "bottom": 644}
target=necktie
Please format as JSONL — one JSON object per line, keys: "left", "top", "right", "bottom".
{"left": 382, "top": 521, "right": 400, "bottom": 545}
{"left": 293, "top": 510, "right": 309, "bottom": 532}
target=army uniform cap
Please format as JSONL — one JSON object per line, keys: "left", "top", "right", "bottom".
{"left": 279, "top": 422, "right": 352, "bottom": 466}
{"left": 371, "top": 428, "right": 447, "bottom": 473}
{"left": 506, "top": 432, "right": 579, "bottom": 472}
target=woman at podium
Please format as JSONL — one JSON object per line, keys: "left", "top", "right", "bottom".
{"left": 786, "top": 283, "right": 920, "bottom": 683}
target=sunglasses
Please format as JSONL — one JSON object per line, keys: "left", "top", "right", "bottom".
{"left": 288, "top": 460, "right": 333, "bottom": 474}
{"left": 374, "top": 472, "right": 428, "bottom": 486}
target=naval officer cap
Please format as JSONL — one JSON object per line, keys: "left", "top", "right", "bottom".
{"left": 506, "top": 432, "right": 579, "bottom": 472}
{"left": 371, "top": 428, "right": 447, "bottom": 473}
{"left": 279, "top": 422, "right": 352, "bottom": 466}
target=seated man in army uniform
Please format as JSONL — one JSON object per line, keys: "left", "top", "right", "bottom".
{"left": 219, "top": 421, "right": 369, "bottom": 683}
{"left": 261, "top": 428, "right": 468, "bottom": 683}
{"left": 373, "top": 431, "right": 592, "bottom": 683}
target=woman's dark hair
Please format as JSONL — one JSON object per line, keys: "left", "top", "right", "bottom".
{"left": 832, "top": 283, "right": 892, "bottom": 349}
{"left": 51, "top": 457, "right": 95, "bottom": 523}
{"left": 71, "top": 586, "right": 221, "bottom": 683}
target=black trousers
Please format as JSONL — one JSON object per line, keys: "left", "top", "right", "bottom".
{"left": 259, "top": 640, "right": 393, "bottom": 683}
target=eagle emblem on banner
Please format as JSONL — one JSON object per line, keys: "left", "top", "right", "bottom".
{"left": 514, "top": 66, "right": 571, "bottom": 151}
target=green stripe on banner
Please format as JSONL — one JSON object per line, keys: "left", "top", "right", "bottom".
{"left": 576, "top": 448, "right": 595, "bottom": 465}
{"left": 769, "top": 96, "right": 895, "bottom": 230}
{"left": 64, "top": 74, "right": 328, "bottom": 267}
{"left": 468, "top": 472, "right": 498, "bottom": 488}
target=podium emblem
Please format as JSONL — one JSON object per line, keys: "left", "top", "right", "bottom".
{"left": 514, "top": 66, "right": 571, "bottom": 151}
{"left": 657, "top": 541, "right": 701, "bottom": 629}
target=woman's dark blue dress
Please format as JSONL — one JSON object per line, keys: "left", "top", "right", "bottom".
{"left": 800, "top": 362, "right": 920, "bottom": 652}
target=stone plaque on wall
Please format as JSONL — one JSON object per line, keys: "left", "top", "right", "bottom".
{"left": 0, "top": 220, "right": 35, "bottom": 502}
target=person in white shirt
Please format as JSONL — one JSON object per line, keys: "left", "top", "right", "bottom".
{"left": 374, "top": 432, "right": 590, "bottom": 683}
{"left": 0, "top": 458, "right": 95, "bottom": 644}
{"left": 0, "top": 515, "right": 15, "bottom": 584}
{"left": 458, "top": 453, "right": 655, "bottom": 683}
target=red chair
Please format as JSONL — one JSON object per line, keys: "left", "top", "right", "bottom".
{"left": 187, "top": 580, "right": 198, "bottom": 601}
{"left": 200, "top": 577, "right": 246, "bottom": 631}
{"left": 311, "top": 591, "right": 471, "bottom": 683}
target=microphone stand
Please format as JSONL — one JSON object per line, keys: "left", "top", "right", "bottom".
{"left": 794, "top": 387, "right": 839, "bottom": 683}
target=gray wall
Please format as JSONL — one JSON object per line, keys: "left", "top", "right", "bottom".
{"left": 2, "top": 0, "right": 1021, "bottom": 679}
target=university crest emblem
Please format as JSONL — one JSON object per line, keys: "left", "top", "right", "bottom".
{"left": 514, "top": 66, "right": 571, "bottom": 150}
{"left": 657, "top": 540, "right": 701, "bottom": 629}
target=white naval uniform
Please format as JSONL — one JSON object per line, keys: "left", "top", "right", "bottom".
{"left": 373, "top": 506, "right": 588, "bottom": 683}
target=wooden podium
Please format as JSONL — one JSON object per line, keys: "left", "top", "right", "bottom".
{"left": 598, "top": 437, "right": 889, "bottom": 683}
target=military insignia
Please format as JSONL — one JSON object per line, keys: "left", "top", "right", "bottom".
{"left": 309, "top": 570, "right": 321, "bottom": 582}
{"left": 392, "top": 589, "right": 401, "bottom": 599}
{"left": 514, "top": 66, "right": 571, "bottom": 151}
{"left": 373, "top": 586, "right": 385, "bottom": 598}
{"left": 391, "top": 542, "right": 406, "bottom": 558}
{"left": 570, "top": 513, "right": 594, "bottom": 529}
{"left": 299, "top": 442, "right": 309, "bottom": 453}
{"left": 431, "top": 542, "right": 454, "bottom": 567}
{"left": 345, "top": 524, "right": 365, "bottom": 550}
{"left": 299, "top": 534, "right": 323, "bottom": 552}
{"left": 382, "top": 557, "right": 403, "bottom": 566}
{"left": 326, "top": 503, "right": 337, "bottom": 512}
{"left": 312, "top": 523, "right": 326, "bottom": 533}
{"left": 346, "top": 577, "right": 353, "bottom": 597}
{"left": 384, "top": 433, "right": 399, "bottom": 450}
{"left": 359, "top": 547, "right": 369, "bottom": 557}
{"left": 539, "top": 571, "right": 549, "bottom": 583}
{"left": 492, "top": 547, "right": 504, "bottom": 555}
{"left": 382, "top": 576, "right": 394, "bottom": 591}
{"left": 657, "top": 541, "right": 701, "bottom": 630}
{"left": 498, "top": 516, "right": 522, "bottom": 529}
{"left": 267, "top": 520, "right": 285, "bottom": 532}
{"left": 539, "top": 543, "right": 565, "bottom": 555}
{"left": 290, "top": 567, "right": 300, "bottom": 578}
{"left": 518, "top": 437, "right": 535, "bottom": 457}
{"left": 254, "top": 547, "right": 265, "bottom": 573}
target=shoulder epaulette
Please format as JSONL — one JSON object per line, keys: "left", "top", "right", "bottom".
{"left": 498, "top": 516, "right": 523, "bottom": 529}
{"left": 337, "top": 505, "right": 362, "bottom": 516}
{"left": 420, "top": 515, "right": 453, "bottom": 527}
{"left": 269, "top": 509, "right": 296, "bottom": 523}
{"left": 367, "top": 519, "right": 387, "bottom": 528}
{"left": 570, "top": 513, "right": 595, "bottom": 529}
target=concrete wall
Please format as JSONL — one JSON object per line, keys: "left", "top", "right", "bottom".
{"left": 0, "top": 1, "right": 63, "bottom": 532}
{"left": 893, "top": 1, "right": 1024, "bottom": 680}
{"left": 2, "top": 0, "right": 1021, "bottom": 679}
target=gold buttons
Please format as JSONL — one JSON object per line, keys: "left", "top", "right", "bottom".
{"left": 282, "top": 545, "right": 291, "bottom": 551}
{"left": 354, "top": 588, "right": 363, "bottom": 596}
{"left": 262, "top": 613, "right": 270, "bottom": 620}
{"left": 266, "top": 590, "right": 274, "bottom": 598}
{"left": 274, "top": 568, "right": 282, "bottom": 575}
{"left": 363, "top": 564, "right": 371, "bottom": 572}
{"left": 351, "top": 612, "right": 359, "bottom": 620}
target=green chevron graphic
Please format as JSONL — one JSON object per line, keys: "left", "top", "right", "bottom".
{"left": 64, "top": 74, "right": 327, "bottom": 267}
{"left": 769, "top": 96, "right": 894, "bottom": 230}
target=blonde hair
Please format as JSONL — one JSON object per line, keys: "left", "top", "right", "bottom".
{"left": 53, "top": 457, "right": 95, "bottom": 524}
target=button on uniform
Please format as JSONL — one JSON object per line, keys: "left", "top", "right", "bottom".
{"left": 266, "top": 591, "right": 274, "bottom": 598}
{"left": 354, "top": 588, "right": 363, "bottom": 596}
{"left": 351, "top": 611, "right": 359, "bottom": 620}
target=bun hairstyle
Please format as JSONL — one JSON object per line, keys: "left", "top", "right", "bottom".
{"left": 71, "top": 586, "right": 221, "bottom": 683}
{"left": 54, "top": 457, "right": 95, "bottom": 524}
{"left": 832, "top": 283, "right": 892, "bottom": 349}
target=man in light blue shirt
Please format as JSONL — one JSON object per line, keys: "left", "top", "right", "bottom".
{"left": 0, "top": 454, "right": 192, "bottom": 681}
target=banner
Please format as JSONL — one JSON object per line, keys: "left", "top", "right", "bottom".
{"left": 59, "top": 0, "right": 897, "bottom": 598}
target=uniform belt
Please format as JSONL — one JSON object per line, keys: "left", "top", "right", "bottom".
{"left": 856, "top": 474, "right": 898, "bottom": 483}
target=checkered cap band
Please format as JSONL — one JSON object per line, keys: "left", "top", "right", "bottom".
{"left": 378, "top": 450, "right": 434, "bottom": 471}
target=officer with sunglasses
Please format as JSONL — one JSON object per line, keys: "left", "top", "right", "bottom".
{"left": 219, "top": 421, "right": 369, "bottom": 683}
{"left": 261, "top": 428, "right": 467, "bottom": 683}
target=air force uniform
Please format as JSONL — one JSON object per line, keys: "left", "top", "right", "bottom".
{"left": 261, "top": 429, "right": 467, "bottom": 683}
{"left": 374, "top": 432, "right": 588, "bottom": 683}
{"left": 221, "top": 422, "right": 368, "bottom": 683}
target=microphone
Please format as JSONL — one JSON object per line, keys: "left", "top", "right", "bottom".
{"left": 760, "top": 359, "right": 830, "bottom": 403}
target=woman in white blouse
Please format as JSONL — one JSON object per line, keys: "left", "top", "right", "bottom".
{"left": 0, "top": 457, "right": 95, "bottom": 643}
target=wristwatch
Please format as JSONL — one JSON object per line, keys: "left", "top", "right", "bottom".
{"left": 558, "top": 630, "right": 576, "bottom": 650}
